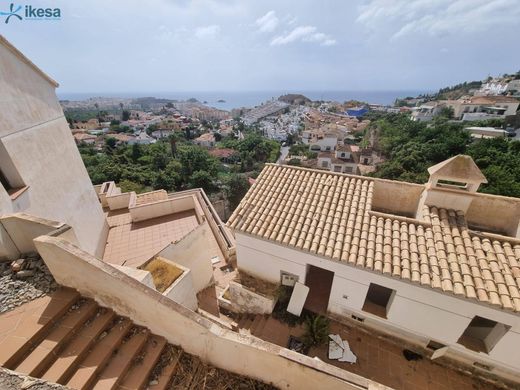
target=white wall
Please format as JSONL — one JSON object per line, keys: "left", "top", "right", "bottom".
{"left": 235, "top": 232, "right": 520, "bottom": 380}
{"left": 164, "top": 267, "right": 198, "bottom": 311}
{"left": 0, "top": 37, "right": 108, "bottom": 258}
{"left": 34, "top": 234, "right": 376, "bottom": 390}
{"left": 158, "top": 223, "right": 215, "bottom": 292}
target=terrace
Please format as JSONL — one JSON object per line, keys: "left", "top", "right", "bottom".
{"left": 95, "top": 182, "right": 234, "bottom": 271}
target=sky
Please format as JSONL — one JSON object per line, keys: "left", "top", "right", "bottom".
{"left": 1, "top": 0, "right": 519, "bottom": 93}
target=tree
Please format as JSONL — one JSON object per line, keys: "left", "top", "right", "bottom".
{"left": 188, "top": 170, "right": 215, "bottom": 193}
{"left": 122, "top": 110, "right": 131, "bottom": 121}
{"left": 223, "top": 174, "right": 249, "bottom": 210}
{"left": 104, "top": 137, "right": 117, "bottom": 152}
{"left": 438, "top": 106, "right": 454, "bottom": 119}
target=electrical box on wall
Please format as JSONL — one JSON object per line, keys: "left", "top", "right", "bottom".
{"left": 281, "top": 272, "right": 298, "bottom": 287}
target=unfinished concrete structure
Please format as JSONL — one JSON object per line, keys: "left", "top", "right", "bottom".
{"left": 228, "top": 158, "right": 520, "bottom": 384}
{"left": 0, "top": 36, "right": 108, "bottom": 259}
{"left": 0, "top": 35, "right": 392, "bottom": 389}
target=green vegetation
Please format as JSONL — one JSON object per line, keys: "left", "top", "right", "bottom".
{"left": 370, "top": 114, "right": 520, "bottom": 197}
{"left": 79, "top": 132, "right": 278, "bottom": 210}
{"left": 288, "top": 143, "right": 318, "bottom": 159}
{"left": 302, "top": 315, "right": 331, "bottom": 349}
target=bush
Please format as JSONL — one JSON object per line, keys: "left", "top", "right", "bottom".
{"left": 302, "top": 315, "right": 330, "bottom": 349}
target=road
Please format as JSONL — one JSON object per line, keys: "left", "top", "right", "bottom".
{"left": 278, "top": 146, "right": 289, "bottom": 164}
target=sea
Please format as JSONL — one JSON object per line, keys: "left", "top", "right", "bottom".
{"left": 57, "top": 90, "right": 431, "bottom": 111}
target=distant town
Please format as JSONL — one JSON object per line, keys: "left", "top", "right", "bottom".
{"left": 64, "top": 71, "right": 520, "bottom": 222}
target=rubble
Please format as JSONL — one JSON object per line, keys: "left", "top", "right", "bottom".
{"left": 0, "top": 254, "right": 58, "bottom": 314}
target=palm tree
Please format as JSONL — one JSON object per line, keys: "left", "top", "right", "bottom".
{"left": 168, "top": 132, "right": 179, "bottom": 158}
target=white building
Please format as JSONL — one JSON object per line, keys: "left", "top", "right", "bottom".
{"left": 228, "top": 156, "right": 520, "bottom": 384}
{"left": 308, "top": 133, "right": 338, "bottom": 152}
{"left": 410, "top": 103, "right": 443, "bottom": 122}
{"left": 0, "top": 35, "right": 108, "bottom": 259}
{"left": 317, "top": 145, "right": 359, "bottom": 174}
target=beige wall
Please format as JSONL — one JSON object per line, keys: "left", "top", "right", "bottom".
{"left": 235, "top": 232, "right": 520, "bottom": 382}
{"left": 34, "top": 235, "right": 379, "bottom": 390}
{"left": 129, "top": 195, "right": 196, "bottom": 222}
{"left": 228, "top": 281, "right": 276, "bottom": 314}
{"left": 0, "top": 37, "right": 108, "bottom": 258}
{"left": 466, "top": 195, "right": 520, "bottom": 237}
{"left": 158, "top": 223, "right": 215, "bottom": 292}
{"left": 371, "top": 180, "right": 424, "bottom": 217}
{"left": 163, "top": 264, "right": 198, "bottom": 311}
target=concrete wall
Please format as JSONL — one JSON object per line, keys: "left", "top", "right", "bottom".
{"left": 0, "top": 214, "right": 65, "bottom": 254}
{"left": 163, "top": 264, "right": 198, "bottom": 311}
{"left": 228, "top": 281, "right": 277, "bottom": 314}
{"left": 235, "top": 232, "right": 520, "bottom": 382}
{"left": 371, "top": 180, "right": 424, "bottom": 217}
{"left": 0, "top": 37, "right": 108, "bottom": 258}
{"left": 129, "top": 195, "right": 196, "bottom": 222}
{"left": 157, "top": 223, "right": 215, "bottom": 292}
{"left": 33, "top": 235, "right": 380, "bottom": 390}
{"left": 466, "top": 194, "right": 520, "bottom": 238}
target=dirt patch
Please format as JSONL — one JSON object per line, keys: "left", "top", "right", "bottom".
{"left": 141, "top": 257, "right": 183, "bottom": 292}
{"left": 235, "top": 271, "right": 278, "bottom": 297}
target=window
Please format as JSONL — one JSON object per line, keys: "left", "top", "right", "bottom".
{"left": 344, "top": 166, "right": 353, "bottom": 173}
{"left": 0, "top": 140, "right": 25, "bottom": 196}
{"left": 362, "top": 283, "right": 395, "bottom": 318}
{"left": 457, "top": 316, "right": 510, "bottom": 354}
{"left": 333, "top": 165, "right": 342, "bottom": 172}
{"left": 321, "top": 161, "right": 329, "bottom": 168}
{"left": 0, "top": 169, "right": 12, "bottom": 191}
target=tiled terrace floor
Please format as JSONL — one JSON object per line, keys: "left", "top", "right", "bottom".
{"left": 103, "top": 209, "right": 199, "bottom": 267}
{"left": 250, "top": 317, "right": 504, "bottom": 390}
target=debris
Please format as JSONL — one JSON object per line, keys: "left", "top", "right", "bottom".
{"left": 328, "top": 334, "right": 357, "bottom": 364}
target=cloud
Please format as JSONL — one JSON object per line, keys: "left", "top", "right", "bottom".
{"left": 271, "top": 25, "right": 336, "bottom": 46}
{"left": 194, "top": 24, "right": 221, "bottom": 39}
{"left": 357, "top": 0, "right": 520, "bottom": 40}
{"left": 256, "top": 10, "right": 279, "bottom": 33}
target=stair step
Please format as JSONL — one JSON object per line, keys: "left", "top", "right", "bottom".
{"left": 117, "top": 335, "right": 166, "bottom": 390}
{"left": 41, "top": 308, "right": 115, "bottom": 385}
{"left": 148, "top": 347, "right": 182, "bottom": 390}
{"left": 94, "top": 328, "right": 150, "bottom": 390}
{"left": 15, "top": 299, "right": 98, "bottom": 377}
{"left": 66, "top": 318, "right": 132, "bottom": 390}
{"left": 0, "top": 288, "right": 79, "bottom": 368}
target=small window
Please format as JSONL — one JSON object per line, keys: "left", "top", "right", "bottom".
{"left": 457, "top": 316, "right": 510, "bottom": 354}
{"left": 362, "top": 283, "right": 395, "bottom": 319}
{"left": 0, "top": 141, "right": 25, "bottom": 196}
{"left": 0, "top": 169, "right": 12, "bottom": 191}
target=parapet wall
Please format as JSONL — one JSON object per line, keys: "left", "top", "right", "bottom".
{"left": 34, "top": 235, "right": 383, "bottom": 390}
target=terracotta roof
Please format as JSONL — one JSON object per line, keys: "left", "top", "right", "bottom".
{"left": 208, "top": 148, "right": 237, "bottom": 158}
{"left": 228, "top": 164, "right": 520, "bottom": 312}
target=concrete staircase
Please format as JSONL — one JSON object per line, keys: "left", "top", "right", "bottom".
{"left": 236, "top": 314, "right": 268, "bottom": 338}
{"left": 0, "top": 288, "right": 183, "bottom": 390}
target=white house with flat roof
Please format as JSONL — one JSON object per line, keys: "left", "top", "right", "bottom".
{"left": 228, "top": 156, "right": 520, "bottom": 384}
